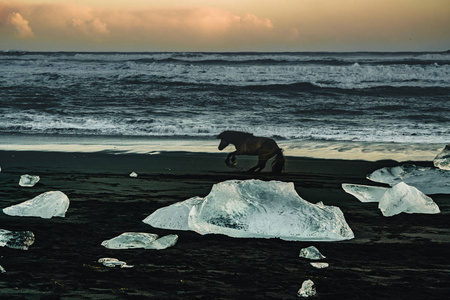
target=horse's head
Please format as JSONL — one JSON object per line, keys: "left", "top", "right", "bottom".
{"left": 217, "top": 132, "right": 230, "bottom": 150}
{"left": 218, "top": 139, "right": 230, "bottom": 151}
{"left": 217, "top": 132, "right": 231, "bottom": 150}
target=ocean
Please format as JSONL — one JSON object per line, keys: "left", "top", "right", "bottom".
{"left": 1, "top": 51, "right": 449, "bottom": 161}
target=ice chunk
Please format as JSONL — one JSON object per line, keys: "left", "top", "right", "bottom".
{"left": 188, "top": 180, "right": 354, "bottom": 241}
{"left": 298, "top": 279, "right": 316, "bottom": 298}
{"left": 378, "top": 182, "right": 440, "bottom": 217}
{"left": 367, "top": 164, "right": 450, "bottom": 194}
{"left": 19, "top": 174, "right": 40, "bottom": 187}
{"left": 101, "top": 232, "right": 178, "bottom": 250}
{"left": 129, "top": 172, "right": 138, "bottom": 177}
{"left": 434, "top": 145, "right": 450, "bottom": 170}
{"left": 0, "top": 265, "right": 5, "bottom": 273}
{"left": 101, "top": 232, "right": 158, "bottom": 249}
{"left": 299, "top": 246, "right": 326, "bottom": 260}
{"left": 3, "top": 191, "right": 70, "bottom": 219}
{"left": 310, "top": 262, "right": 329, "bottom": 269}
{"left": 147, "top": 179, "right": 353, "bottom": 241}
{"left": 0, "top": 229, "right": 35, "bottom": 250}
{"left": 143, "top": 196, "right": 203, "bottom": 230}
{"left": 342, "top": 183, "right": 388, "bottom": 203}
{"left": 98, "top": 257, "right": 133, "bottom": 268}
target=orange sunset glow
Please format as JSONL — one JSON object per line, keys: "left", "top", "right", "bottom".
{"left": 1, "top": 0, "right": 450, "bottom": 51}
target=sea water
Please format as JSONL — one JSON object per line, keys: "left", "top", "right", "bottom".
{"left": 1, "top": 51, "right": 448, "bottom": 161}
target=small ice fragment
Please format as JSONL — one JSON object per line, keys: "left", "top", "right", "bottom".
{"left": 98, "top": 257, "right": 133, "bottom": 268}
{"left": 299, "top": 246, "right": 326, "bottom": 260}
{"left": 0, "top": 229, "right": 35, "bottom": 250}
{"left": 310, "top": 262, "right": 329, "bottom": 269}
{"left": 378, "top": 182, "right": 440, "bottom": 217}
{"left": 298, "top": 279, "right": 316, "bottom": 298}
{"left": 0, "top": 265, "right": 5, "bottom": 273}
{"left": 342, "top": 183, "right": 388, "bottom": 203}
{"left": 101, "top": 232, "right": 178, "bottom": 250}
{"left": 19, "top": 174, "right": 40, "bottom": 187}
{"left": 129, "top": 172, "right": 138, "bottom": 177}
{"left": 3, "top": 191, "right": 70, "bottom": 219}
{"left": 433, "top": 144, "right": 450, "bottom": 170}
{"left": 120, "top": 264, "right": 135, "bottom": 268}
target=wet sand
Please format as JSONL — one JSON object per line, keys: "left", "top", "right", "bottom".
{"left": 0, "top": 151, "right": 449, "bottom": 299}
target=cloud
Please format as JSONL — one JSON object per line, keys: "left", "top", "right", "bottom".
{"left": 68, "top": 17, "right": 109, "bottom": 36}
{"left": 7, "top": 12, "right": 34, "bottom": 38}
{"left": 0, "top": 3, "right": 274, "bottom": 50}
{"left": 3, "top": 1, "right": 448, "bottom": 51}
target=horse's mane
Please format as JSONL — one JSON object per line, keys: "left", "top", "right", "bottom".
{"left": 217, "top": 130, "right": 254, "bottom": 140}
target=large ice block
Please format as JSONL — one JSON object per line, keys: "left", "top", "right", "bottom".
{"left": 3, "top": 191, "right": 70, "bottom": 219}
{"left": 367, "top": 164, "right": 450, "bottom": 194}
{"left": 148, "top": 180, "right": 354, "bottom": 241}
{"left": 342, "top": 183, "right": 388, "bottom": 203}
{"left": 101, "top": 232, "right": 178, "bottom": 250}
{"left": 433, "top": 144, "right": 450, "bottom": 170}
{"left": 0, "top": 229, "right": 35, "bottom": 250}
{"left": 143, "top": 197, "right": 203, "bottom": 230}
{"left": 19, "top": 174, "right": 40, "bottom": 187}
{"left": 378, "top": 182, "right": 440, "bottom": 217}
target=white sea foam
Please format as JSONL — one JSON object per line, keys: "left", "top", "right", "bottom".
{"left": 2, "top": 52, "right": 449, "bottom": 89}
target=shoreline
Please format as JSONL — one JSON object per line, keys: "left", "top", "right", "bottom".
{"left": 0, "top": 133, "right": 445, "bottom": 162}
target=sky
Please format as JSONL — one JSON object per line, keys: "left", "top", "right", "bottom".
{"left": 1, "top": 0, "right": 449, "bottom": 52}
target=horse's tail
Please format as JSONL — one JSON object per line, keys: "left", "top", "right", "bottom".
{"left": 271, "top": 148, "right": 285, "bottom": 175}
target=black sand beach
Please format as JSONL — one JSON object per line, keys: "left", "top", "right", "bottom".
{"left": 0, "top": 151, "right": 449, "bottom": 299}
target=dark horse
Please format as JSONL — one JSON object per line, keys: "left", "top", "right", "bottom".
{"left": 217, "top": 131, "right": 285, "bottom": 174}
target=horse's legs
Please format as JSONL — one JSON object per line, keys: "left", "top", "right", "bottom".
{"left": 247, "top": 154, "right": 270, "bottom": 173}
{"left": 225, "top": 151, "right": 237, "bottom": 167}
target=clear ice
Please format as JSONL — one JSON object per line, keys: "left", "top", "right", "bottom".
{"left": 433, "top": 144, "right": 450, "bottom": 170}
{"left": 378, "top": 182, "right": 440, "bottom": 217}
{"left": 19, "top": 174, "right": 40, "bottom": 187}
{"left": 0, "top": 229, "right": 35, "bottom": 250}
{"left": 299, "top": 246, "right": 326, "bottom": 260}
{"left": 146, "top": 180, "right": 354, "bottom": 241}
{"left": 3, "top": 191, "right": 70, "bottom": 219}
{"left": 129, "top": 172, "right": 138, "bottom": 177}
{"left": 343, "top": 182, "right": 440, "bottom": 217}
{"left": 310, "top": 262, "right": 329, "bottom": 269}
{"left": 342, "top": 183, "right": 388, "bottom": 203}
{"left": 101, "top": 232, "right": 178, "bottom": 250}
{"left": 367, "top": 164, "right": 450, "bottom": 194}
{"left": 143, "top": 196, "right": 203, "bottom": 230}
{"left": 298, "top": 279, "right": 316, "bottom": 298}
{"left": 98, "top": 257, "right": 133, "bottom": 268}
